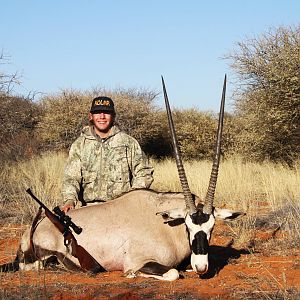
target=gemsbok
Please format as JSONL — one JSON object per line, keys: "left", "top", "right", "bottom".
{"left": 1, "top": 75, "right": 244, "bottom": 281}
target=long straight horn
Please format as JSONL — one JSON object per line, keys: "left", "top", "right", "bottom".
{"left": 161, "top": 76, "right": 197, "bottom": 214}
{"left": 203, "top": 74, "right": 227, "bottom": 214}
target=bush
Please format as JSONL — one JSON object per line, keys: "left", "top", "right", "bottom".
{"left": 0, "top": 94, "right": 40, "bottom": 162}
{"left": 36, "top": 89, "right": 91, "bottom": 151}
{"left": 226, "top": 25, "right": 300, "bottom": 165}
{"left": 36, "top": 87, "right": 162, "bottom": 153}
{"left": 169, "top": 109, "right": 238, "bottom": 160}
{"left": 36, "top": 87, "right": 238, "bottom": 160}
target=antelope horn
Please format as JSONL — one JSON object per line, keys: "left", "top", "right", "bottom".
{"left": 161, "top": 76, "right": 197, "bottom": 214}
{"left": 203, "top": 74, "right": 227, "bottom": 214}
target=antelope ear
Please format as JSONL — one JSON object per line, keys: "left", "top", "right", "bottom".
{"left": 156, "top": 207, "right": 188, "bottom": 222}
{"left": 214, "top": 208, "right": 245, "bottom": 220}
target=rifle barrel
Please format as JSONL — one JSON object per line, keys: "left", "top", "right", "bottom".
{"left": 26, "top": 188, "right": 50, "bottom": 213}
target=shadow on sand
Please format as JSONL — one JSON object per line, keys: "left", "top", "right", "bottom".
{"left": 201, "top": 245, "right": 250, "bottom": 279}
{"left": 177, "top": 244, "right": 250, "bottom": 279}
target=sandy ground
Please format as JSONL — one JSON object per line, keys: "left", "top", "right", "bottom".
{"left": 0, "top": 222, "right": 299, "bottom": 299}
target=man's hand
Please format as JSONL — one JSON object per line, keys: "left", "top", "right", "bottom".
{"left": 61, "top": 204, "right": 75, "bottom": 213}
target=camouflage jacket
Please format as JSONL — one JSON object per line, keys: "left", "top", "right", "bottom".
{"left": 62, "top": 125, "right": 154, "bottom": 207}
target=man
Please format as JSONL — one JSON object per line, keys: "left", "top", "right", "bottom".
{"left": 61, "top": 96, "right": 154, "bottom": 213}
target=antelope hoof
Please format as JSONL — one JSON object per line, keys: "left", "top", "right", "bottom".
{"left": 124, "top": 270, "right": 137, "bottom": 278}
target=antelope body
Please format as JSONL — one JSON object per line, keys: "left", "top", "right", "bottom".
{"left": 16, "top": 189, "right": 241, "bottom": 280}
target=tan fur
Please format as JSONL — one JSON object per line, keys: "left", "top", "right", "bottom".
{"left": 17, "top": 189, "right": 243, "bottom": 281}
{"left": 20, "top": 190, "right": 200, "bottom": 273}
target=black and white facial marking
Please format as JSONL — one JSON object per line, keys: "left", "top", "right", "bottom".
{"left": 185, "top": 209, "right": 215, "bottom": 274}
{"left": 157, "top": 205, "right": 245, "bottom": 275}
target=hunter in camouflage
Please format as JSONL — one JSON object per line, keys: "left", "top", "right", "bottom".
{"left": 61, "top": 96, "right": 153, "bottom": 211}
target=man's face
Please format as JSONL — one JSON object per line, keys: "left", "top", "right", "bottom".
{"left": 89, "top": 111, "right": 114, "bottom": 137}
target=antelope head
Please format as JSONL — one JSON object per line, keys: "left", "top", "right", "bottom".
{"left": 157, "top": 75, "right": 244, "bottom": 274}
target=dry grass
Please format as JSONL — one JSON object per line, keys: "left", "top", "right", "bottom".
{"left": 0, "top": 152, "right": 66, "bottom": 222}
{"left": 0, "top": 152, "right": 299, "bottom": 247}
{"left": 152, "top": 156, "right": 300, "bottom": 212}
{"left": 233, "top": 271, "right": 300, "bottom": 300}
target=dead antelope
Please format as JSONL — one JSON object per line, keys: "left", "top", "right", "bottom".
{"left": 1, "top": 75, "right": 244, "bottom": 281}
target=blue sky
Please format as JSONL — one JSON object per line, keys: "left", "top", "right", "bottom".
{"left": 1, "top": 0, "right": 299, "bottom": 111}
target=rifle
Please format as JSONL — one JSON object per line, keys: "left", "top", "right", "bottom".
{"left": 26, "top": 188, "right": 105, "bottom": 274}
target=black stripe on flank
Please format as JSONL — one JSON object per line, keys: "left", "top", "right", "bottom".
{"left": 138, "top": 262, "right": 172, "bottom": 276}
{"left": 191, "top": 231, "right": 209, "bottom": 255}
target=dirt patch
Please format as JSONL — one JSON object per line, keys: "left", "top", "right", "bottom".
{"left": 1, "top": 223, "right": 299, "bottom": 299}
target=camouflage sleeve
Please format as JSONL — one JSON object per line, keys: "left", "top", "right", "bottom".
{"left": 61, "top": 139, "right": 82, "bottom": 207}
{"left": 129, "top": 138, "right": 154, "bottom": 189}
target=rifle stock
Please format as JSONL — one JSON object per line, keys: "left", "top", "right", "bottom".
{"left": 26, "top": 189, "right": 105, "bottom": 274}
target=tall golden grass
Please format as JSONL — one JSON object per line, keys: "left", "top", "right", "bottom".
{"left": 0, "top": 152, "right": 66, "bottom": 222}
{"left": 1, "top": 152, "right": 298, "bottom": 222}
{"left": 152, "top": 156, "right": 299, "bottom": 212}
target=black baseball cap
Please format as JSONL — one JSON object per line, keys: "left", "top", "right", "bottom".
{"left": 90, "top": 96, "right": 115, "bottom": 113}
